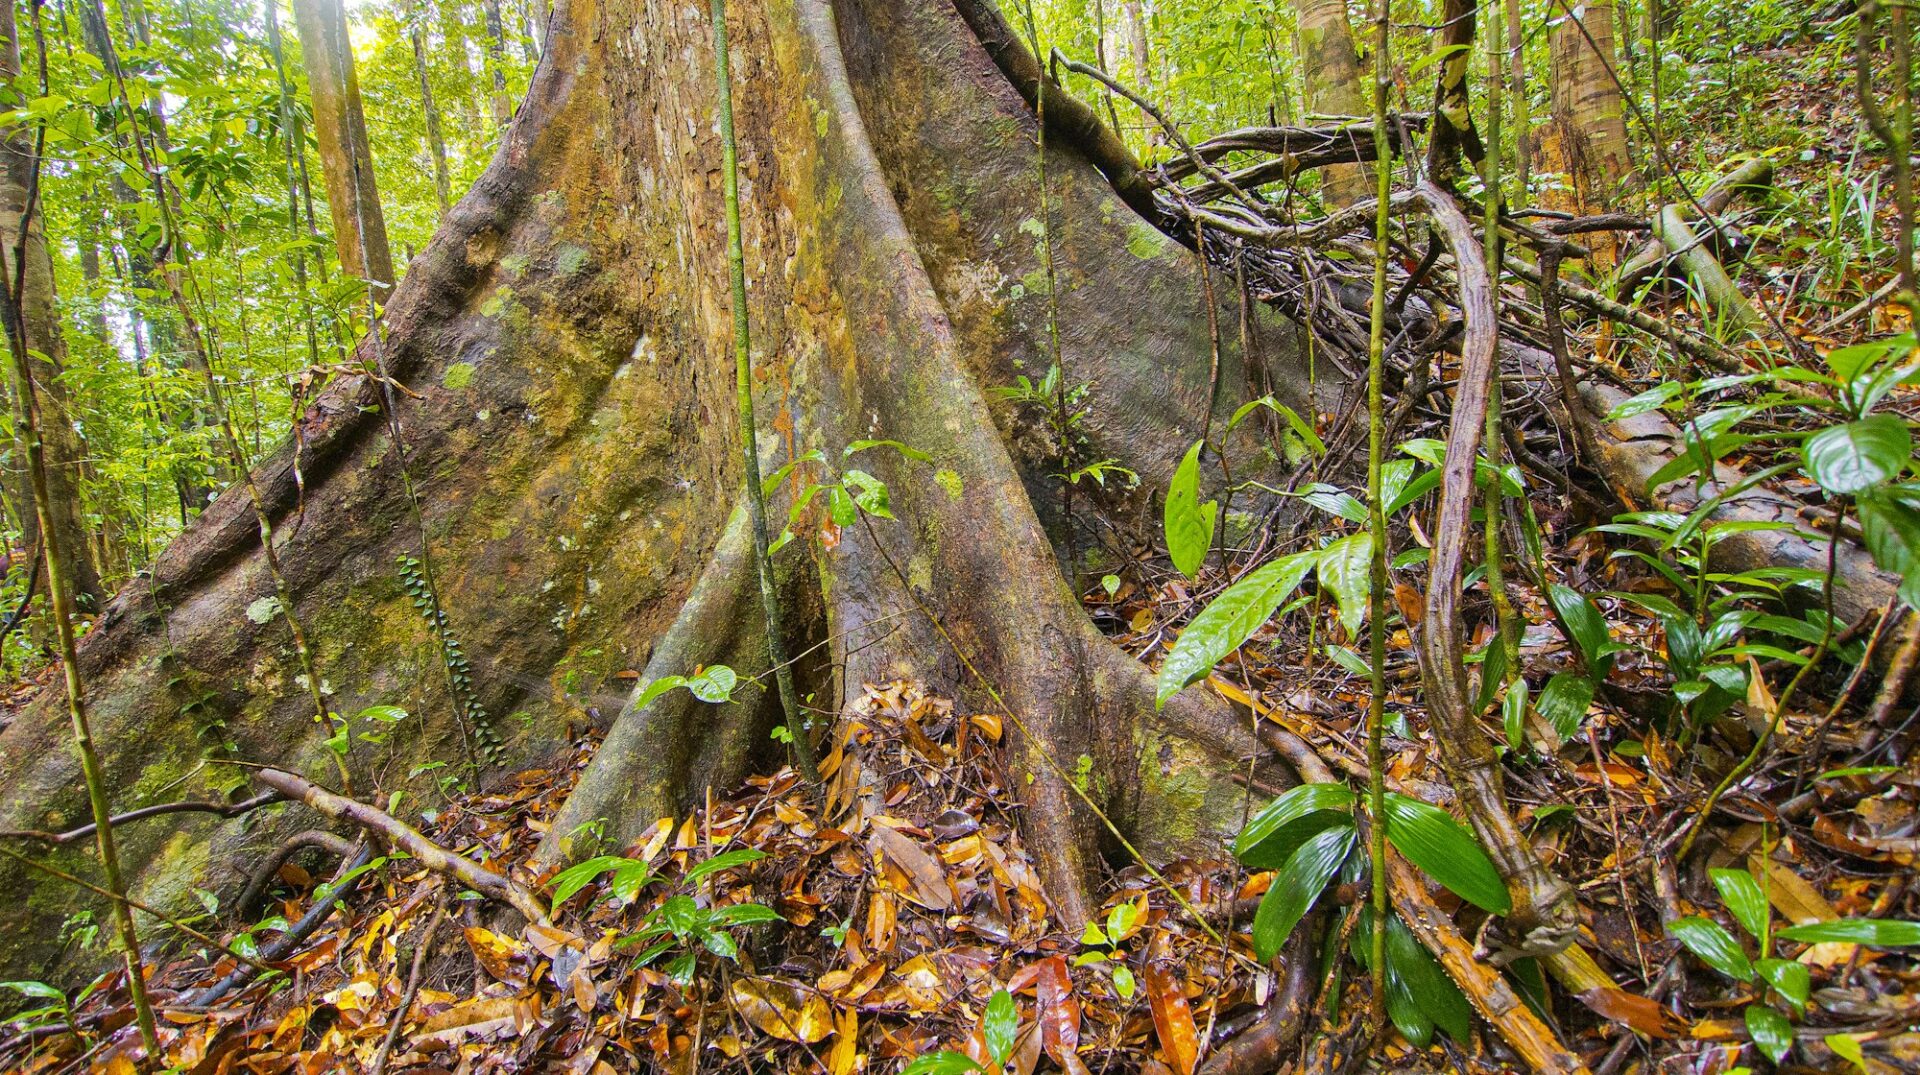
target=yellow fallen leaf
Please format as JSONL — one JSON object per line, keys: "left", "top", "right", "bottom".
{"left": 829, "top": 1007, "right": 859, "bottom": 1075}
{"left": 728, "top": 979, "right": 833, "bottom": 1043}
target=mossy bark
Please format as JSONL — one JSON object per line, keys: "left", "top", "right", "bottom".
{"left": 0, "top": 0, "right": 1330, "bottom": 981}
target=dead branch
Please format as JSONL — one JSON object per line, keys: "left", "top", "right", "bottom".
{"left": 253, "top": 768, "right": 550, "bottom": 926}
{"left": 235, "top": 828, "right": 357, "bottom": 918}
{"left": 0, "top": 790, "right": 283, "bottom": 846}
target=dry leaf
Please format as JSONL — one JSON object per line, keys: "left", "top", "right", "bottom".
{"left": 1144, "top": 964, "right": 1199, "bottom": 1075}
{"left": 729, "top": 979, "right": 834, "bottom": 1043}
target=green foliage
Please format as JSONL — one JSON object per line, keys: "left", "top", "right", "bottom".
{"left": 604, "top": 847, "right": 780, "bottom": 988}
{"left": 398, "top": 555, "right": 500, "bottom": 762}
{"left": 1163, "top": 440, "right": 1217, "bottom": 579}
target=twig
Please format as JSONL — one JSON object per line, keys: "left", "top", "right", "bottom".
{"left": 369, "top": 891, "right": 446, "bottom": 1075}
{"left": 0, "top": 791, "right": 283, "bottom": 845}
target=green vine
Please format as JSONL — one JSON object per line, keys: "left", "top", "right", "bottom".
{"left": 397, "top": 554, "right": 500, "bottom": 768}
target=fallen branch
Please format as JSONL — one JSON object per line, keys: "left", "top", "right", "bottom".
{"left": 235, "top": 828, "right": 357, "bottom": 918}
{"left": 1651, "top": 203, "right": 1764, "bottom": 338}
{"left": 1616, "top": 157, "right": 1774, "bottom": 293}
{"left": 180, "top": 842, "right": 374, "bottom": 1008}
{"left": 253, "top": 768, "right": 550, "bottom": 926}
{"left": 0, "top": 790, "right": 282, "bottom": 846}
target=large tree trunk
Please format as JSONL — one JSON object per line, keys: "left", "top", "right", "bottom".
{"left": 294, "top": 0, "right": 396, "bottom": 296}
{"left": 0, "top": 2, "right": 105, "bottom": 612}
{"left": 0, "top": 0, "right": 1321, "bottom": 981}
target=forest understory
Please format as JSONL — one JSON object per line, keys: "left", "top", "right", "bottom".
{"left": 0, "top": 0, "right": 1915, "bottom": 1071}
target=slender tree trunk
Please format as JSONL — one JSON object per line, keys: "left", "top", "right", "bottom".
{"left": 0, "top": 7, "right": 102, "bottom": 610}
{"left": 410, "top": 4, "right": 453, "bottom": 215}
{"left": 293, "top": 0, "right": 396, "bottom": 297}
{"left": 1507, "top": 0, "right": 1531, "bottom": 197}
{"left": 1122, "top": 0, "right": 1159, "bottom": 147}
{"left": 482, "top": 0, "right": 513, "bottom": 126}
{"left": 1293, "top": 0, "right": 1371, "bottom": 203}
{"left": 1544, "top": 0, "right": 1632, "bottom": 250}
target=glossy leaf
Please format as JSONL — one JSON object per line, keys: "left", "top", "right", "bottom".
{"left": 1317, "top": 533, "right": 1373, "bottom": 634}
{"left": 1802, "top": 414, "right": 1911, "bottom": 494}
{"left": 1669, "top": 916, "right": 1753, "bottom": 981}
{"left": 547, "top": 855, "right": 639, "bottom": 914}
{"left": 1535, "top": 672, "right": 1595, "bottom": 739}
{"left": 900, "top": 1055, "right": 982, "bottom": 1075}
{"left": 683, "top": 847, "right": 767, "bottom": 887}
{"left": 1856, "top": 487, "right": 1920, "bottom": 607}
{"left": 1155, "top": 551, "right": 1317, "bottom": 708}
{"left": 983, "top": 988, "right": 1017, "bottom": 1068}
{"left": 1711, "top": 868, "right": 1771, "bottom": 945}
{"left": 1232, "top": 782, "right": 1355, "bottom": 868}
{"left": 1251, "top": 821, "right": 1355, "bottom": 962}
{"left": 1384, "top": 911, "right": 1473, "bottom": 1043}
{"left": 1744, "top": 1004, "right": 1793, "bottom": 1065}
{"left": 1755, "top": 958, "right": 1809, "bottom": 1011}
{"left": 1164, "top": 440, "right": 1217, "bottom": 579}
{"left": 1777, "top": 918, "right": 1920, "bottom": 946}
{"left": 1381, "top": 792, "right": 1511, "bottom": 913}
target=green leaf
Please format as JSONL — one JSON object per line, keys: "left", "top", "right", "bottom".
{"left": 1535, "top": 672, "right": 1595, "bottom": 740}
{"left": 1111, "top": 964, "right": 1137, "bottom": 999}
{"left": 1711, "top": 868, "right": 1772, "bottom": 945}
{"left": 1606, "top": 381, "right": 1683, "bottom": 420}
{"left": 1317, "top": 533, "right": 1373, "bottom": 635}
{"left": 1745, "top": 1004, "right": 1793, "bottom": 1065}
{"left": 1669, "top": 916, "right": 1753, "bottom": 981}
{"left": 1233, "top": 782, "right": 1355, "bottom": 868}
{"left": 1802, "top": 414, "right": 1911, "bottom": 494}
{"left": 0, "top": 981, "right": 64, "bottom": 1004}
{"left": 1384, "top": 912, "right": 1473, "bottom": 1043}
{"left": 1547, "top": 584, "right": 1625, "bottom": 670}
{"left": 1827, "top": 1032, "right": 1868, "bottom": 1073}
{"left": 984, "top": 988, "right": 1017, "bottom": 1067}
{"left": 844, "top": 438, "right": 932, "bottom": 463}
{"left": 1381, "top": 793, "right": 1511, "bottom": 913}
{"left": 683, "top": 848, "right": 766, "bottom": 888}
{"left": 1252, "top": 821, "right": 1355, "bottom": 962}
{"left": 547, "top": 855, "right": 634, "bottom": 913}
{"left": 899, "top": 1053, "right": 983, "bottom": 1075}
{"left": 1755, "top": 958, "right": 1810, "bottom": 1011}
{"left": 1777, "top": 918, "right": 1920, "bottom": 946}
{"left": 686, "top": 665, "right": 737, "bottom": 703}
{"left": 842, "top": 469, "right": 893, "bottom": 519}
{"left": 634, "top": 675, "right": 688, "bottom": 710}
{"left": 1502, "top": 677, "right": 1529, "bottom": 752}
{"left": 715, "top": 903, "right": 784, "bottom": 926}
{"left": 1164, "top": 440, "right": 1218, "bottom": 579}
{"left": 1155, "top": 551, "right": 1317, "bottom": 708}
{"left": 1856, "top": 487, "right": 1920, "bottom": 607}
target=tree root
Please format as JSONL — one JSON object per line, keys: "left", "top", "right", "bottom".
{"left": 179, "top": 842, "right": 375, "bottom": 1009}
{"left": 253, "top": 768, "right": 548, "bottom": 925}
{"left": 1194, "top": 921, "right": 1319, "bottom": 1075}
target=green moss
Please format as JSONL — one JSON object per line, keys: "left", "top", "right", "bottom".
{"left": 1126, "top": 221, "right": 1167, "bottom": 261}
{"left": 556, "top": 244, "right": 590, "bottom": 276}
{"left": 442, "top": 362, "right": 477, "bottom": 391}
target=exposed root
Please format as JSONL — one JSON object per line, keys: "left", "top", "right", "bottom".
{"left": 234, "top": 828, "right": 357, "bottom": 919}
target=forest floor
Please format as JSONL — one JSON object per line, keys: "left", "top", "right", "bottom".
{"left": 4, "top": 13, "right": 1920, "bottom": 1075}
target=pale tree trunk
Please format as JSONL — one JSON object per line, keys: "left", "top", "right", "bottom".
{"left": 1544, "top": 0, "right": 1632, "bottom": 258}
{"left": 0, "top": 0, "right": 1310, "bottom": 980}
{"left": 1122, "top": 0, "right": 1160, "bottom": 147}
{"left": 293, "top": 0, "right": 396, "bottom": 297}
{"left": 1293, "top": 0, "right": 1371, "bottom": 203}
{"left": 0, "top": 2, "right": 103, "bottom": 612}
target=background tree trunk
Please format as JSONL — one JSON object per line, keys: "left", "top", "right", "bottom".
{"left": 1544, "top": 0, "right": 1632, "bottom": 258}
{"left": 0, "top": 0, "right": 1318, "bottom": 982}
{"left": 410, "top": 2, "right": 453, "bottom": 216}
{"left": 0, "top": 1, "right": 104, "bottom": 612}
{"left": 1293, "top": 0, "right": 1371, "bottom": 203}
{"left": 293, "top": 0, "right": 396, "bottom": 296}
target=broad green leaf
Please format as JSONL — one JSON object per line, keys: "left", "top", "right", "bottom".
{"left": 1155, "top": 551, "right": 1317, "bottom": 708}
{"left": 1535, "top": 672, "right": 1595, "bottom": 740}
{"left": 1711, "top": 868, "right": 1771, "bottom": 945}
{"left": 634, "top": 675, "right": 687, "bottom": 710}
{"left": 1317, "top": 533, "right": 1373, "bottom": 634}
{"left": 1381, "top": 793, "right": 1511, "bottom": 913}
{"left": 1501, "top": 677, "right": 1529, "bottom": 752}
{"left": 1233, "top": 782, "right": 1355, "bottom": 868}
{"left": 1744, "top": 1004, "right": 1793, "bottom": 1065}
{"left": 1755, "top": 958, "right": 1809, "bottom": 1011}
{"left": 844, "top": 438, "right": 932, "bottom": 462}
{"left": 0, "top": 981, "right": 63, "bottom": 1003}
{"left": 1354, "top": 908, "right": 1434, "bottom": 1048}
{"left": 1299, "top": 484, "right": 1368, "bottom": 523}
{"left": 1547, "top": 584, "right": 1624, "bottom": 670}
{"left": 842, "top": 469, "right": 893, "bottom": 519}
{"left": 1164, "top": 440, "right": 1217, "bottom": 579}
{"left": 1112, "top": 964, "right": 1136, "bottom": 999}
{"left": 984, "top": 988, "right": 1017, "bottom": 1067}
{"left": 683, "top": 848, "right": 766, "bottom": 888}
{"left": 1777, "top": 918, "right": 1920, "bottom": 946}
{"left": 715, "top": 903, "right": 784, "bottom": 926}
{"left": 685, "top": 665, "right": 737, "bottom": 703}
{"left": 1607, "top": 381, "right": 1682, "bottom": 419}
{"left": 1802, "top": 414, "right": 1911, "bottom": 494}
{"left": 547, "top": 855, "right": 634, "bottom": 913}
{"left": 900, "top": 1053, "right": 983, "bottom": 1075}
{"left": 1251, "top": 821, "right": 1355, "bottom": 962}
{"left": 1669, "top": 916, "right": 1753, "bottom": 981}
{"left": 1384, "top": 911, "right": 1473, "bottom": 1043}
{"left": 1857, "top": 487, "right": 1920, "bottom": 607}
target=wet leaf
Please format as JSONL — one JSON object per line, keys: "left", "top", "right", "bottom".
{"left": 1164, "top": 440, "right": 1217, "bottom": 579}
{"left": 1745, "top": 1004, "right": 1793, "bottom": 1065}
{"left": 1251, "top": 821, "right": 1354, "bottom": 962}
{"left": 1381, "top": 792, "right": 1511, "bottom": 913}
{"left": 984, "top": 988, "right": 1017, "bottom": 1068}
{"left": 728, "top": 978, "right": 833, "bottom": 1043}
{"left": 1143, "top": 964, "right": 1199, "bottom": 1075}
{"left": 1669, "top": 917, "right": 1753, "bottom": 981}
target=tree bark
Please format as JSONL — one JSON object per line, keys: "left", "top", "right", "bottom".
{"left": 0, "top": 0, "right": 1315, "bottom": 982}
{"left": 409, "top": 2, "right": 453, "bottom": 216}
{"left": 293, "top": 0, "right": 396, "bottom": 296}
{"left": 0, "top": 1, "right": 104, "bottom": 612}
{"left": 1544, "top": 0, "right": 1632, "bottom": 256}
{"left": 1292, "top": 0, "right": 1371, "bottom": 203}
{"left": 481, "top": 0, "right": 514, "bottom": 126}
